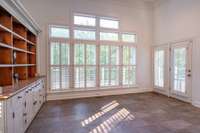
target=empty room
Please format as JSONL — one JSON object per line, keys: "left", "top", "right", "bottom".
{"left": 1, "top": 0, "right": 200, "bottom": 133}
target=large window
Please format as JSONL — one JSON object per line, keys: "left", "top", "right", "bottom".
{"left": 49, "top": 14, "right": 137, "bottom": 91}
{"left": 154, "top": 49, "right": 165, "bottom": 88}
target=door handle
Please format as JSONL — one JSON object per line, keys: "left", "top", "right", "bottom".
{"left": 187, "top": 74, "right": 191, "bottom": 77}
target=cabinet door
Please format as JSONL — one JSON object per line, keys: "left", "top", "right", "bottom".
{"left": 33, "top": 84, "right": 40, "bottom": 115}
{"left": 12, "top": 92, "right": 24, "bottom": 133}
{"left": 5, "top": 98, "right": 14, "bottom": 133}
{"left": 0, "top": 101, "right": 5, "bottom": 133}
{"left": 26, "top": 86, "right": 33, "bottom": 125}
{"left": 23, "top": 89, "right": 30, "bottom": 131}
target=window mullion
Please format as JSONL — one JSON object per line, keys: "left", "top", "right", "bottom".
{"left": 96, "top": 17, "right": 100, "bottom": 88}
{"left": 109, "top": 46, "right": 111, "bottom": 86}
{"left": 119, "top": 45, "right": 123, "bottom": 87}
{"left": 84, "top": 45, "right": 87, "bottom": 88}
{"left": 59, "top": 42, "right": 62, "bottom": 89}
{"left": 70, "top": 28, "right": 74, "bottom": 89}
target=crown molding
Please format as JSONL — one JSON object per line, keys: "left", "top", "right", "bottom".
{"left": 0, "top": 0, "right": 41, "bottom": 35}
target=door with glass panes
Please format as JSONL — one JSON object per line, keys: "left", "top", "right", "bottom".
{"left": 170, "top": 41, "right": 192, "bottom": 98}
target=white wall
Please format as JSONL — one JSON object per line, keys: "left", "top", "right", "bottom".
{"left": 20, "top": 0, "right": 154, "bottom": 93}
{"left": 153, "top": 0, "right": 200, "bottom": 107}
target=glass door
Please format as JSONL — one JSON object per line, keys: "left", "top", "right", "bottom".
{"left": 170, "top": 42, "right": 192, "bottom": 97}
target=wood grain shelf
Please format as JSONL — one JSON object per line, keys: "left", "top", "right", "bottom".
{"left": 0, "top": 64, "right": 35, "bottom": 67}
{"left": 0, "top": 42, "right": 35, "bottom": 54}
{"left": 0, "top": 6, "right": 38, "bottom": 86}
{"left": 0, "top": 24, "right": 36, "bottom": 46}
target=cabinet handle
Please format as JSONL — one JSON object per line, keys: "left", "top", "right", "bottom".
{"left": 18, "top": 96, "right": 22, "bottom": 99}
{"left": 33, "top": 101, "right": 37, "bottom": 105}
{"left": 23, "top": 113, "right": 27, "bottom": 116}
{"left": 12, "top": 112, "right": 15, "bottom": 119}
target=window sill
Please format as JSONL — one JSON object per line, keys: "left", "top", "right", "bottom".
{"left": 47, "top": 85, "right": 138, "bottom": 94}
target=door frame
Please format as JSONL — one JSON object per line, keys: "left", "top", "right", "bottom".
{"left": 153, "top": 40, "right": 193, "bottom": 102}
{"left": 169, "top": 41, "right": 192, "bottom": 101}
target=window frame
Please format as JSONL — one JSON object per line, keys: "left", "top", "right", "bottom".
{"left": 48, "top": 13, "right": 138, "bottom": 92}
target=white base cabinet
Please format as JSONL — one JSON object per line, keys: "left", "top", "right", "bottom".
{"left": 0, "top": 78, "right": 46, "bottom": 133}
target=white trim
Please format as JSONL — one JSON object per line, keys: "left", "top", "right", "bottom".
{"left": 0, "top": 0, "right": 41, "bottom": 35}
{"left": 47, "top": 87, "right": 153, "bottom": 101}
{"left": 192, "top": 100, "right": 200, "bottom": 108}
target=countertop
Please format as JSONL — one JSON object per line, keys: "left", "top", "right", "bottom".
{"left": 0, "top": 76, "right": 45, "bottom": 100}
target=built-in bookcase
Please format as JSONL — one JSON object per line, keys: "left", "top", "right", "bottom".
{"left": 0, "top": 6, "right": 37, "bottom": 86}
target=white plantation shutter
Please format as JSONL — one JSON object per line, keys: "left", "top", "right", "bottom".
{"left": 122, "top": 46, "right": 136, "bottom": 86}
{"left": 86, "top": 67, "right": 96, "bottom": 87}
{"left": 51, "top": 67, "right": 60, "bottom": 90}
{"left": 74, "top": 67, "right": 85, "bottom": 88}
{"left": 154, "top": 50, "right": 164, "bottom": 87}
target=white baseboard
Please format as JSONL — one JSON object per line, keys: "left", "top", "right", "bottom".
{"left": 47, "top": 88, "right": 153, "bottom": 101}
{"left": 192, "top": 100, "right": 200, "bottom": 108}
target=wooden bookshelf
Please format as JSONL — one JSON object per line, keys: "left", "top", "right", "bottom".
{"left": 0, "top": 6, "right": 37, "bottom": 86}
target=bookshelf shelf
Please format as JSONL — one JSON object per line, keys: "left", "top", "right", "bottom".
{"left": 0, "top": 6, "right": 38, "bottom": 86}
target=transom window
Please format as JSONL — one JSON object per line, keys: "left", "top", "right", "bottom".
{"left": 74, "top": 15, "right": 96, "bottom": 27}
{"left": 122, "top": 33, "right": 136, "bottom": 43}
{"left": 100, "top": 32, "right": 119, "bottom": 41}
{"left": 100, "top": 18, "right": 119, "bottom": 29}
{"left": 74, "top": 29, "right": 96, "bottom": 40}
{"left": 50, "top": 26, "right": 69, "bottom": 38}
{"left": 49, "top": 13, "right": 137, "bottom": 91}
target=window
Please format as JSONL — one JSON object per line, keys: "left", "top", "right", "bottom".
{"left": 100, "top": 45, "right": 119, "bottom": 86}
{"left": 50, "top": 42, "right": 70, "bottom": 90}
{"left": 74, "top": 15, "right": 96, "bottom": 26}
{"left": 100, "top": 18, "right": 119, "bottom": 29}
{"left": 74, "top": 44, "right": 96, "bottom": 88}
{"left": 50, "top": 26, "right": 69, "bottom": 38}
{"left": 74, "top": 30, "right": 96, "bottom": 40}
{"left": 122, "top": 33, "right": 136, "bottom": 43}
{"left": 122, "top": 46, "right": 136, "bottom": 86}
{"left": 100, "top": 32, "right": 118, "bottom": 41}
{"left": 49, "top": 14, "right": 137, "bottom": 91}
{"left": 154, "top": 49, "right": 164, "bottom": 88}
